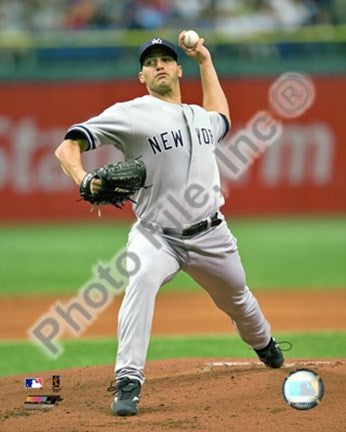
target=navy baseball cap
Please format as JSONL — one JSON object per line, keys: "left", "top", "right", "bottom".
{"left": 139, "top": 38, "right": 178, "bottom": 66}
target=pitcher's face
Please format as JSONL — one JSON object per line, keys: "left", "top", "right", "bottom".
{"left": 139, "top": 50, "right": 182, "bottom": 94}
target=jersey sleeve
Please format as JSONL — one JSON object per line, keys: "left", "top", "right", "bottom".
{"left": 208, "top": 112, "right": 230, "bottom": 143}
{"left": 64, "top": 103, "right": 131, "bottom": 152}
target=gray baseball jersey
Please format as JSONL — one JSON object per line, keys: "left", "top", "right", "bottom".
{"left": 65, "top": 94, "right": 272, "bottom": 386}
{"left": 66, "top": 95, "right": 229, "bottom": 227}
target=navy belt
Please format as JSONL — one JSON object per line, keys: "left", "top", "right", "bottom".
{"left": 162, "top": 212, "right": 222, "bottom": 238}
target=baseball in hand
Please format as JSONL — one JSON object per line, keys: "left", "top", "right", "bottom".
{"left": 183, "top": 30, "right": 199, "bottom": 48}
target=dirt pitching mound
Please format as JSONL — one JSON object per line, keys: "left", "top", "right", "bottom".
{"left": 0, "top": 358, "right": 345, "bottom": 432}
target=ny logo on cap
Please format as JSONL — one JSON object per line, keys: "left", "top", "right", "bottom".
{"left": 151, "top": 38, "right": 162, "bottom": 45}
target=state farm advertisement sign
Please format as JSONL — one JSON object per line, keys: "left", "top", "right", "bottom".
{"left": 0, "top": 77, "right": 345, "bottom": 221}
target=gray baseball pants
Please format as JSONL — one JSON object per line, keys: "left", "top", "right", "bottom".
{"left": 115, "top": 216, "right": 271, "bottom": 384}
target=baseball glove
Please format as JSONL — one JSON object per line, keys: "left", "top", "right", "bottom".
{"left": 80, "top": 158, "right": 147, "bottom": 208}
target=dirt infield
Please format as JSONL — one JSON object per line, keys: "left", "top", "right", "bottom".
{"left": 1, "top": 290, "right": 345, "bottom": 431}
{"left": 1, "top": 290, "right": 346, "bottom": 339}
{"left": 0, "top": 359, "right": 345, "bottom": 432}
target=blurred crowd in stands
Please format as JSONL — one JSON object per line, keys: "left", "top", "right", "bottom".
{"left": 0, "top": 0, "right": 345, "bottom": 34}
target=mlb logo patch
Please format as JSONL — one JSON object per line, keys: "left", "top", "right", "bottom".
{"left": 24, "top": 378, "right": 44, "bottom": 389}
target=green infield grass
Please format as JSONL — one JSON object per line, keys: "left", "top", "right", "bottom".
{"left": 0, "top": 331, "right": 345, "bottom": 376}
{"left": 0, "top": 216, "right": 345, "bottom": 294}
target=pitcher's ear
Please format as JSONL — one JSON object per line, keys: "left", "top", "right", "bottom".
{"left": 178, "top": 65, "right": 183, "bottom": 78}
{"left": 138, "top": 71, "right": 145, "bottom": 84}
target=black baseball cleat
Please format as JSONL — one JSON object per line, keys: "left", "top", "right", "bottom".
{"left": 107, "top": 377, "right": 141, "bottom": 416}
{"left": 254, "top": 337, "right": 285, "bottom": 368}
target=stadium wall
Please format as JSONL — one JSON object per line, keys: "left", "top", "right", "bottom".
{"left": 0, "top": 76, "right": 345, "bottom": 221}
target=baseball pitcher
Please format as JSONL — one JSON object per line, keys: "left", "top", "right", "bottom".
{"left": 55, "top": 30, "right": 284, "bottom": 417}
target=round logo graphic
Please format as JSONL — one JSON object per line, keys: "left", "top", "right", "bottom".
{"left": 269, "top": 72, "right": 315, "bottom": 119}
{"left": 282, "top": 368, "right": 324, "bottom": 410}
